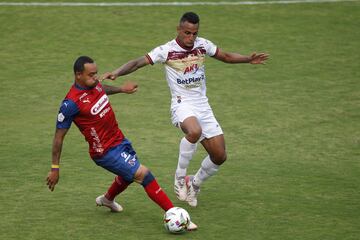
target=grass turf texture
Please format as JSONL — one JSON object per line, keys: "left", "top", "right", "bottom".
{"left": 0, "top": 1, "right": 359, "bottom": 240}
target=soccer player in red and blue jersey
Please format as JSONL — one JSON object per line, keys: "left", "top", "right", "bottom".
{"left": 46, "top": 56, "right": 197, "bottom": 230}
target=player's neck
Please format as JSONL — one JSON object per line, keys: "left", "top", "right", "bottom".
{"left": 74, "top": 81, "right": 93, "bottom": 90}
{"left": 176, "top": 37, "right": 193, "bottom": 51}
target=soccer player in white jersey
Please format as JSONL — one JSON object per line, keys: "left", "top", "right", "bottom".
{"left": 102, "top": 12, "right": 269, "bottom": 207}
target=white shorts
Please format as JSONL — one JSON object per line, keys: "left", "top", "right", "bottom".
{"left": 171, "top": 101, "right": 223, "bottom": 140}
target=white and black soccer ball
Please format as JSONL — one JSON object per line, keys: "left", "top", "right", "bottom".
{"left": 163, "top": 207, "right": 190, "bottom": 233}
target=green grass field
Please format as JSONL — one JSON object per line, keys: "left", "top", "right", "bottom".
{"left": 0, "top": 0, "right": 359, "bottom": 239}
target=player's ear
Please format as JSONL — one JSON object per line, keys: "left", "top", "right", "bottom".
{"left": 75, "top": 71, "right": 82, "bottom": 79}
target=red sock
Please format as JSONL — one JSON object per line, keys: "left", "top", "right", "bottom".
{"left": 144, "top": 179, "right": 174, "bottom": 211}
{"left": 105, "top": 176, "right": 130, "bottom": 201}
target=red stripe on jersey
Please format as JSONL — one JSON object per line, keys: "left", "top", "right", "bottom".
{"left": 145, "top": 54, "right": 154, "bottom": 65}
{"left": 167, "top": 47, "right": 206, "bottom": 61}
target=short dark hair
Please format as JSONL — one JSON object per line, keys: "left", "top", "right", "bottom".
{"left": 180, "top": 12, "right": 200, "bottom": 24}
{"left": 73, "top": 56, "right": 94, "bottom": 73}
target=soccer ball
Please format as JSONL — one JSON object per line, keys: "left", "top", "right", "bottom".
{"left": 163, "top": 207, "right": 191, "bottom": 233}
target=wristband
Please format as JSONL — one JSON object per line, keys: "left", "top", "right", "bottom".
{"left": 51, "top": 164, "right": 60, "bottom": 171}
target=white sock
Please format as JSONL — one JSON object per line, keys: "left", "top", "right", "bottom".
{"left": 193, "top": 156, "right": 219, "bottom": 187}
{"left": 175, "top": 137, "right": 197, "bottom": 178}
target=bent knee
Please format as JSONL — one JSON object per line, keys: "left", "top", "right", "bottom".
{"left": 211, "top": 152, "right": 227, "bottom": 165}
{"left": 133, "top": 165, "right": 149, "bottom": 183}
{"left": 186, "top": 129, "right": 202, "bottom": 143}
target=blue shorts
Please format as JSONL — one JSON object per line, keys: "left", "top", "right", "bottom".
{"left": 93, "top": 139, "right": 140, "bottom": 182}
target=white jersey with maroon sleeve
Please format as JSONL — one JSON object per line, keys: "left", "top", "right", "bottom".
{"left": 146, "top": 37, "right": 218, "bottom": 106}
{"left": 146, "top": 37, "right": 223, "bottom": 138}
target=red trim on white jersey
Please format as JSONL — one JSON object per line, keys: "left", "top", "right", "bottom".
{"left": 145, "top": 54, "right": 154, "bottom": 65}
{"left": 175, "top": 37, "right": 194, "bottom": 51}
{"left": 147, "top": 37, "right": 218, "bottom": 105}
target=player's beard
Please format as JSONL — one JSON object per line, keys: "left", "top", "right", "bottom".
{"left": 88, "top": 79, "right": 99, "bottom": 88}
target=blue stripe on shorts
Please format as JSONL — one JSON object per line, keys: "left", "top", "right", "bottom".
{"left": 94, "top": 138, "right": 140, "bottom": 182}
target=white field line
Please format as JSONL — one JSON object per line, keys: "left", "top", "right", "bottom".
{"left": 0, "top": 0, "right": 358, "bottom": 7}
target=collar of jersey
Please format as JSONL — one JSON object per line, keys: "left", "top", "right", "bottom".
{"left": 74, "top": 82, "right": 94, "bottom": 90}
{"left": 176, "top": 37, "right": 194, "bottom": 51}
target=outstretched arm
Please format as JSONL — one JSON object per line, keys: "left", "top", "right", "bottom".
{"left": 213, "top": 48, "right": 269, "bottom": 64}
{"left": 103, "top": 81, "right": 138, "bottom": 95}
{"left": 102, "top": 56, "right": 150, "bottom": 81}
{"left": 46, "top": 128, "right": 68, "bottom": 191}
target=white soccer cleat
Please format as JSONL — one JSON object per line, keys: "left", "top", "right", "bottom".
{"left": 174, "top": 175, "right": 187, "bottom": 201}
{"left": 96, "top": 194, "right": 123, "bottom": 212}
{"left": 187, "top": 221, "right": 198, "bottom": 231}
{"left": 185, "top": 175, "right": 200, "bottom": 207}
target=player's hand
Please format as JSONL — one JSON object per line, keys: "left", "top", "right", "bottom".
{"left": 120, "top": 81, "right": 138, "bottom": 94}
{"left": 249, "top": 52, "right": 269, "bottom": 64}
{"left": 46, "top": 170, "right": 59, "bottom": 191}
{"left": 100, "top": 72, "right": 117, "bottom": 81}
